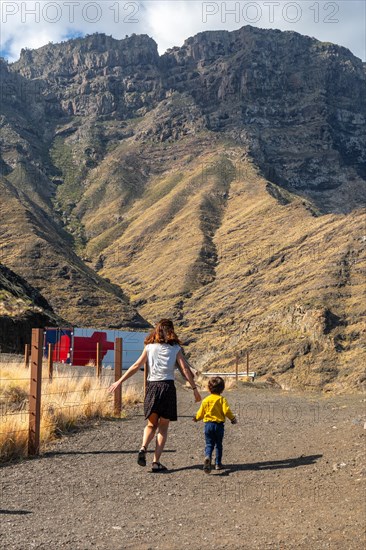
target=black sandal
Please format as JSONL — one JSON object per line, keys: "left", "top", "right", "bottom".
{"left": 137, "top": 446, "right": 147, "bottom": 467}
{"left": 151, "top": 461, "right": 168, "bottom": 472}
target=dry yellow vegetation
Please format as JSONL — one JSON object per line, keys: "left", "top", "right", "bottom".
{"left": 0, "top": 362, "right": 143, "bottom": 461}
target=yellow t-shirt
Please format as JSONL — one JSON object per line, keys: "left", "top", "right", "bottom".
{"left": 195, "top": 393, "right": 235, "bottom": 423}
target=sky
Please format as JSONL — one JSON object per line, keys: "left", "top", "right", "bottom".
{"left": 0, "top": 1, "right": 365, "bottom": 62}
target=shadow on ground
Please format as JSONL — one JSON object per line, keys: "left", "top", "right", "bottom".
{"left": 168, "top": 454, "right": 323, "bottom": 475}
{"left": 0, "top": 509, "right": 32, "bottom": 515}
{"left": 42, "top": 449, "right": 177, "bottom": 457}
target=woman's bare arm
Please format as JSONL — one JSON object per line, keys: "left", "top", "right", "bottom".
{"left": 107, "top": 349, "right": 147, "bottom": 393}
{"left": 176, "top": 350, "right": 201, "bottom": 402}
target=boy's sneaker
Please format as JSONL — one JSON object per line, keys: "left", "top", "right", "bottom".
{"left": 215, "top": 464, "right": 223, "bottom": 470}
{"left": 203, "top": 457, "right": 211, "bottom": 473}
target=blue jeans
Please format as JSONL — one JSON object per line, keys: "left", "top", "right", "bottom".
{"left": 204, "top": 422, "right": 225, "bottom": 465}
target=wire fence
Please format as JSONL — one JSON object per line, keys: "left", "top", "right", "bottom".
{"left": 0, "top": 330, "right": 134, "bottom": 459}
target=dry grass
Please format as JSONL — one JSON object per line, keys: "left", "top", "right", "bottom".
{"left": 0, "top": 362, "right": 143, "bottom": 461}
{"left": 122, "top": 383, "right": 144, "bottom": 405}
{"left": 193, "top": 350, "right": 218, "bottom": 373}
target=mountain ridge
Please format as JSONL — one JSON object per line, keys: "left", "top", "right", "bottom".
{"left": 10, "top": 25, "right": 365, "bottom": 212}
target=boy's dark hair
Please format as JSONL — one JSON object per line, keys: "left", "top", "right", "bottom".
{"left": 208, "top": 376, "right": 225, "bottom": 394}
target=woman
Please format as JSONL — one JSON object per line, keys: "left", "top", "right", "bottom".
{"left": 108, "top": 319, "right": 201, "bottom": 471}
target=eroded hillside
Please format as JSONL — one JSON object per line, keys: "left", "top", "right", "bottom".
{"left": 93, "top": 140, "right": 365, "bottom": 391}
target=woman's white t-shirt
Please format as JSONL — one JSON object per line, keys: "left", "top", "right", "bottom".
{"left": 146, "top": 343, "right": 181, "bottom": 381}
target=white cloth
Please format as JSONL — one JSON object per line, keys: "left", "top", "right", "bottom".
{"left": 146, "top": 343, "right": 181, "bottom": 381}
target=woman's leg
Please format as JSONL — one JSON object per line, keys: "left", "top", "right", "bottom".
{"left": 141, "top": 413, "right": 159, "bottom": 449}
{"left": 153, "top": 417, "right": 170, "bottom": 463}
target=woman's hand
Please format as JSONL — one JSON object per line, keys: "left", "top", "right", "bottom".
{"left": 193, "top": 388, "right": 201, "bottom": 402}
{"left": 107, "top": 380, "right": 121, "bottom": 393}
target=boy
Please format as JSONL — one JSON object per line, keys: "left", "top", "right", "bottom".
{"left": 193, "top": 376, "right": 237, "bottom": 472}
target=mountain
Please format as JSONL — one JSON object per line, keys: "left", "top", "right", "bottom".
{"left": 0, "top": 27, "right": 365, "bottom": 389}
{"left": 0, "top": 50, "right": 149, "bottom": 330}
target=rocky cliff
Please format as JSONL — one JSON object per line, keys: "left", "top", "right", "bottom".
{"left": 10, "top": 27, "right": 366, "bottom": 212}
{"left": 13, "top": 34, "right": 161, "bottom": 119}
{"left": 0, "top": 263, "right": 63, "bottom": 353}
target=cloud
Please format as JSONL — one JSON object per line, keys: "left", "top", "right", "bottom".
{"left": 0, "top": 1, "right": 364, "bottom": 62}
{"left": 0, "top": 1, "right": 146, "bottom": 61}
{"left": 144, "top": 2, "right": 206, "bottom": 52}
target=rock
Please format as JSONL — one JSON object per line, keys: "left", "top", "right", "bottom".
{"left": 0, "top": 263, "right": 64, "bottom": 352}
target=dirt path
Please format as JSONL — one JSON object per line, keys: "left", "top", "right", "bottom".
{"left": 1, "top": 383, "right": 365, "bottom": 550}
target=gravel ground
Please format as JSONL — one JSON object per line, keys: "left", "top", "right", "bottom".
{"left": 1, "top": 382, "right": 365, "bottom": 550}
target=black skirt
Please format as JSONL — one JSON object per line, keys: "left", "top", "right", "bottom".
{"left": 144, "top": 380, "right": 177, "bottom": 421}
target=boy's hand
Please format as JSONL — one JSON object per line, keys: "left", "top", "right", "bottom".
{"left": 192, "top": 416, "right": 198, "bottom": 422}
{"left": 231, "top": 417, "right": 238, "bottom": 424}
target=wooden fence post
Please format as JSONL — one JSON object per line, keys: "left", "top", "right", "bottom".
{"left": 24, "top": 344, "right": 30, "bottom": 368}
{"left": 48, "top": 343, "right": 53, "bottom": 381}
{"left": 28, "top": 328, "right": 43, "bottom": 456}
{"left": 96, "top": 342, "right": 102, "bottom": 377}
{"left": 114, "top": 338, "right": 122, "bottom": 416}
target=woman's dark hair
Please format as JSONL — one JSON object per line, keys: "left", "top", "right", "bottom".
{"left": 208, "top": 376, "right": 225, "bottom": 394}
{"left": 144, "top": 319, "right": 182, "bottom": 346}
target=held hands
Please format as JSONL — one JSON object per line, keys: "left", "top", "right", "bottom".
{"left": 107, "top": 380, "right": 122, "bottom": 393}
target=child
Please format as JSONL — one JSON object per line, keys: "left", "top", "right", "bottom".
{"left": 193, "top": 376, "right": 237, "bottom": 472}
